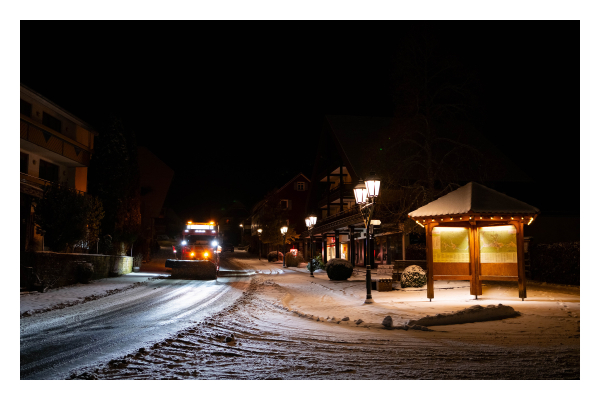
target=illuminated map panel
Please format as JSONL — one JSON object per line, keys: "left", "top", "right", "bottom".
{"left": 479, "top": 225, "right": 517, "bottom": 263}
{"left": 432, "top": 227, "right": 470, "bottom": 263}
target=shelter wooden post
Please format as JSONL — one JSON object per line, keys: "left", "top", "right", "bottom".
{"left": 514, "top": 221, "right": 527, "bottom": 300}
{"left": 468, "top": 222, "right": 479, "bottom": 297}
{"left": 425, "top": 222, "right": 437, "bottom": 300}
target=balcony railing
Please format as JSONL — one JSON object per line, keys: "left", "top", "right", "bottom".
{"left": 20, "top": 172, "right": 86, "bottom": 195}
{"left": 317, "top": 183, "right": 355, "bottom": 208}
{"left": 20, "top": 118, "right": 91, "bottom": 166}
{"left": 320, "top": 204, "right": 361, "bottom": 224}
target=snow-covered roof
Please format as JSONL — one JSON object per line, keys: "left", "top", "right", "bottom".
{"left": 408, "top": 182, "right": 540, "bottom": 218}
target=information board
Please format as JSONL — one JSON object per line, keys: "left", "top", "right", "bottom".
{"left": 432, "top": 227, "right": 470, "bottom": 263}
{"left": 479, "top": 226, "right": 518, "bottom": 263}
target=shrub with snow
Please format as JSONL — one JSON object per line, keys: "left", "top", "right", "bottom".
{"left": 325, "top": 258, "right": 353, "bottom": 281}
{"left": 400, "top": 265, "right": 427, "bottom": 288}
{"left": 308, "top": 254, "right": 324, "bottom": 273}
{"left": 267, "top": 251, "right": 282, "bottom": 262}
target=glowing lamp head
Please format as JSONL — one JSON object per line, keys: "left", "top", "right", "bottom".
{"left": 212, "top": 240, "right": 218, "bottom": 247}
{"left": 181, "top": 240, "right": 187, "bottom": 245}
{"left": 353, "top": 180, "right": 367, "bottom": 204}
{"left": 364, "top": 171, "right": 381, "bottom": 198}
{"left": 281, "top": 226, "right": 288, "bottom": 234}
{"left": 257, "top": 228, "right": 262, "bottom": 234}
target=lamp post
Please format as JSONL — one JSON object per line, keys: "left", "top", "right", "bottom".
{"left": 305, "top": 214, "right": 318, "bottom": 277}
{"left": 353, "top": 172, "right": 381, "bottom": 304}
{"left": 239, "top": 224, "right": 244, "bottom": 246}
{"left": 281, "top": 225, "right": 288, "bottom": 267}
{"left": 257, "top": 228, "right": 263, "bottom": 261}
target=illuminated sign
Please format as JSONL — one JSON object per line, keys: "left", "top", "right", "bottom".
{"left": 479, "top": 225, "right": 517, "bottom": 263}
{"left": 432, "top": 227, "right": 470, "bottom": 263}
{"left": 187, "top": 225, "right": 210, "bottom": 230}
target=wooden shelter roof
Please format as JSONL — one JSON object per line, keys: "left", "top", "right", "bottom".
{"left": 408, "top": 182, "right": 540, "bottom": 218}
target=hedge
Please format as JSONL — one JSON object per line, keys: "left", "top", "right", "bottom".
{"left": 529, "top": 241, "right": 579, "bottom": 285}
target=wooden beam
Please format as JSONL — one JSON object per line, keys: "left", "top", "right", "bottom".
{"left": 426, "top": 223, "right": 437, "bottom": 300}
{"left": 515, "top": 221, "right": 527, "bottom": 299}
{"left": 433, "top": 275, "right": 473, "bottom": 281}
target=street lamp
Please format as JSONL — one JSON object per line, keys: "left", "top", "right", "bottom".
{"left": 257, "top": 228, "right": 263, "bottom": 261}
{"left": 239, "top": 224, "right": 244, "bottom": 246}
{"left": 305, "top": 214, "right": 317, "bottom": 277}
{"left": 281, "top": 225, "right": 288, "bottom": 267}
{"left": 353, "top": 172, "right": 381, "bottom": 304}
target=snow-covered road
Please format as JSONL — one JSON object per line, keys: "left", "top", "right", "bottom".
{"left": 20, "top": 256, "right": 249, "bottom": 380}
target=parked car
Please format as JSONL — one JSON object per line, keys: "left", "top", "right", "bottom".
{"left": 221, "top": 242, "right": 234, "bottom": 252}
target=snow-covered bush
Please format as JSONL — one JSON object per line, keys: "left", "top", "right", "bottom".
{"left": 308, "top": 254, "right": 324, "bottom": 273}
{"left": 325, "top": 258, "right": 353, "bottom": 281}
{"left": 400, "top": 265, "right": 427, "bottom": 288}
{"left": 267, "top": 251, "right": 282, "bottom": 262}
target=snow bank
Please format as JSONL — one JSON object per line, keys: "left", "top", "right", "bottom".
{"left": 409, "top": 304, "right": 520, "bottom": 327}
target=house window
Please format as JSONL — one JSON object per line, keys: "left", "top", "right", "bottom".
{"left": 20, "top": 99, "right": 32, "bottom": 117}
{"left": 295, "top": 181, "right": 305, "bottom": 191}
{"left": 39, "top": 159, "right": 59, "bottom": 182}
{"left": 280, "top": 200, "right": 289, "bottom": 209}
{"left": 42, "top": 112, "right": 62, "bottom": 133}
{"left": 20, "top": 152, "right": 28, "bottom": 174}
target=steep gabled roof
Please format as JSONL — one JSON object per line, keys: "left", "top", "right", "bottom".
{"left": 274, "top": 172, "right": 311, "bottom": 195}
{"left": 408, "top": 182, "right": 540, "bottom": 218}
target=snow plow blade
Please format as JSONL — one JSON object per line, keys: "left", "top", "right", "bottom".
{"left": 165, "top": 259, "right": 218, "bottom": 280}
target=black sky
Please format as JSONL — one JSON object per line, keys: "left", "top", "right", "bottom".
{"left": 20, "top": 21, "right": 580, "bottom": 219}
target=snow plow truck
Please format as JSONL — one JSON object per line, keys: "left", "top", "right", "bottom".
{"left": 165, "top": 221, "right": 220, "bottom": 279}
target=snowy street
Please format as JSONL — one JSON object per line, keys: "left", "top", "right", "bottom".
{"left": 20, "top": 254, "right": 249, "bottom": 379}
{"left": 21, "top": 250, "right": 580, "bottom": 380}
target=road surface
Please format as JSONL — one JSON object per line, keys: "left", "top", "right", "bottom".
{"left": 20, "top": 250, "right": 248, "bottom": 380}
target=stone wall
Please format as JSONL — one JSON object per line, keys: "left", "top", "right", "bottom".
{"left": 20, "top": 251, "right": 133, "bottom": 290}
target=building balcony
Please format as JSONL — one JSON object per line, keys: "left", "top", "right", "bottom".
{"left": 20, "top": 172, "right": 86, "bottom": 197}
{"left": 317, "top": 183, "right": 355, "bottom": 208}
{"left": 20, "top": 118, "right": 91, "bottom": 167}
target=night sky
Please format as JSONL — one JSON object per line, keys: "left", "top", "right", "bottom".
{"left": 20, "top": 21, "right": 580, "bottom": 220}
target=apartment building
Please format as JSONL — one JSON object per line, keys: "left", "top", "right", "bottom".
{"left": 20, "top": 84, "right": 98, "bottom": 251}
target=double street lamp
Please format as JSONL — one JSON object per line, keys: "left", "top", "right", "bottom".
{"left": 280, "top": 225, "right": 288, "bottom": 267}
{"left": 353, "top": 171, "right": 381, "bottom": 304}
{"left": 305, "top": 214, "right": 318, "bottom": 277}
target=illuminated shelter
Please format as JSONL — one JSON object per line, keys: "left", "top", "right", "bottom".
{"left": 408, "top": 182, "right": 539, "bottom": 301}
